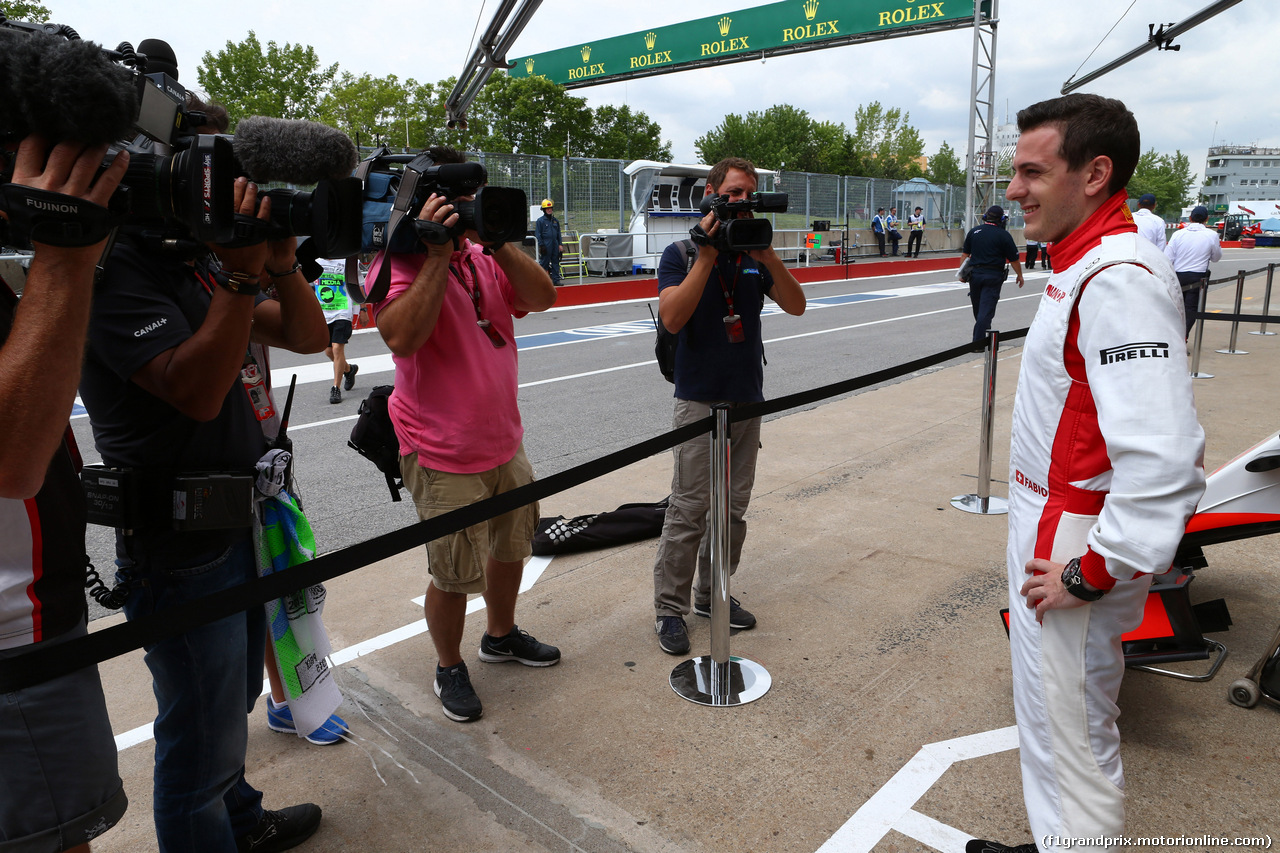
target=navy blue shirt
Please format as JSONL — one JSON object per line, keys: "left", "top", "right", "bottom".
{"left": 657, "top": 241, "right": 773, "bottom": 403}
{"left": 962, "top": 223, "right": 1020, "bottom": 271}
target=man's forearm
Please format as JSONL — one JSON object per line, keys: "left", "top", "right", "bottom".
{"left": 0, "top": 250, "right": 97, "bottom": 497}
{"left": 252, "top": 269, "right": 328, "bottom": 353}
{"left": 376, "top": 254, "right": 449, "bottom": 355}
{"left": 492, "top": 244, "right": 556, "bottom": 313}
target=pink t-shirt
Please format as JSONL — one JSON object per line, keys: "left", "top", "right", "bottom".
{"left": 368, "top": 242, "right": 526, "bottom": 474}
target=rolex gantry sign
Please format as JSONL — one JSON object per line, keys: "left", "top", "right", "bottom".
{"left": 513, "top": 0, "right": 975, "bottom": 87}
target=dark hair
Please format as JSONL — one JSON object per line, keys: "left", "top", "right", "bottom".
{"left": 707, "top": 156, "right": 756, "bottom": 192}
{"left": 1016, "top": 94, "right": 1139, "bottom": 196}
{"left": 423, "top": 144, "right": 465, "bottom": 165}
{"left": 185, "top": 92, "right": 229, "bottom": 133}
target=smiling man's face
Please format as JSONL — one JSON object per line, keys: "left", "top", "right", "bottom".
{"left": 1006, "top": 124, "right": 1092, "bottom": 244}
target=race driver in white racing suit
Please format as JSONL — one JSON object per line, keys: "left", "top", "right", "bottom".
{"left": 967, "top": 95, "right": 1205, "bottom": 853}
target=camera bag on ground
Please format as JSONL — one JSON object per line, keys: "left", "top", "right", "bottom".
{"left": 532, "top": 498, "right": 670, "bottom": 556}
{"left": 348, "top": 385, "right": 403, "bottom": 501}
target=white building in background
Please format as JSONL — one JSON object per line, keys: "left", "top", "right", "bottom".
{"left": 1201, "top": 145, "right": 1280, "bottom": 211}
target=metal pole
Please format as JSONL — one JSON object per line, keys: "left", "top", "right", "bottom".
{"left": 1190, "top": 277, "right": 1214, "bottom": 379}
{"left": 1216, "top": 270, "right": 1249, "bottom": 354}
{"left": 952, "top": 330, "right": 1008, "bottom": 515}
{"left": 670, "top": 404, "right": 771, "bottom": 707}
{"left": 1250, "top": 263, "right": 1276, "bottom": 336}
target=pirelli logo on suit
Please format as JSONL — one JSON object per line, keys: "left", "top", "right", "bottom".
{"left": 1099, "top": 342, "right": 1170, "bottom": 365}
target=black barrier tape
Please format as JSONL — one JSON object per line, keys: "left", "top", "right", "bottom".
{"left": 1192, "top": 312, "right": 1280, "bottom": 324}
{"left": 0, "top": 329, "right": 1027, "bottom": 692}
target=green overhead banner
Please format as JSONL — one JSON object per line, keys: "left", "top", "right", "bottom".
{"left": 510, "top": 0, "right": 975, "bottom": 87}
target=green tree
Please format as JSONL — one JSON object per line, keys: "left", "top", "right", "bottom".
{"left": 589, "top": 104, "right": 670, "bottom": 161}
{"left": 319, "top": 71, "right": 411, "bottom": 150}
{"left": 927, "top": 140, "right": 964, "bottom": 188}
{"left": 196, "top": 31, "right": 338, "bottom": 128}
{"left": 1128, "top": 148, "right": 1197, "bottom": 220}
{"left": 849, "top": 101, "right": 925, "bottom": 179}
{"left": 695, "top": 104, "right": 824, "bottom": 171}
{"left": 0, "top": 1, "right": 50, "bottom": 21}
{"left": 466, "top": 73, "right": 591, "bottom": 156}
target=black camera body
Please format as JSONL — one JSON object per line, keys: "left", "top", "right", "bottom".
{"left": 403, "top": 158, "right": 528, "bottom": 248}
{"left": 694, "top": 191, "right": 789, "bottom": 253}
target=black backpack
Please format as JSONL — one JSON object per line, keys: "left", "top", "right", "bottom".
{"left": 347, "top": 385, "right": 404, "bottom": 501}
{"left": 650, "top": 239, "right": 697, "bottom": 384}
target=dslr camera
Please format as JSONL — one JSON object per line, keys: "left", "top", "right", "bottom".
{"left": 692, "top": 191, "right": 789, "bottom": 253}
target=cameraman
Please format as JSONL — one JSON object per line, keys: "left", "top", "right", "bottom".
{"left": 370, "top": 145, "right": 559, "bottom": 725}
{"left": 0, "top": 136, "right": 129, "bottom": 853}
{"left": 77, "top": 100, "right": 329, "bottom": 853}
{"left": 651, "top": 156, "right": 806, "bottom": 655}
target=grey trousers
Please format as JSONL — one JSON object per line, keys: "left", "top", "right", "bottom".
{"left": 653, "top": 398, "right": 762, "bottom": 618}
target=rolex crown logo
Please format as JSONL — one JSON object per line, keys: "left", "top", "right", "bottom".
{"left": 718, "top": 16, "right": 732, "bottom": 37}
{"left": 644, "top": 31, "right": 657, "bottom": 51}
{"left": 525, "top": 57, "right": 535, "bottom": 74}
{"left": 803, "top": 0, "right": 819, "bottom": 21}
{"left": 581, "top": 45, "right": 592, "bottom": 62}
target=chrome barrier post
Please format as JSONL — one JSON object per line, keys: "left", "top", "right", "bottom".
{"left": 671, "top": 404, "right": 771, "bottom": 706}
{"left": 952, "top": 330, "right": 1009, "bottom": 515}
{"left": 1250, "top": 263, "right": 1276, "bottom": 336}
{"left": 1190, "top": 277, "right": 1213, "bottom": 379}
{"left": 1216, "top": 270, "right": 1249, "bottom": 354}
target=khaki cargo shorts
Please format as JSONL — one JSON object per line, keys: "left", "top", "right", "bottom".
{"left": 400, "top": 445, "right": 539, "bottom": 594}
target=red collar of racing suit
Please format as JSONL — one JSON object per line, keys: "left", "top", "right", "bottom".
{"left": 1047, "top": 189, "right": 1137, "bottom": 270}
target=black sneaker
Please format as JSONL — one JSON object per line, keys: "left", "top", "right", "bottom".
{"left": 343, "top": 363, "right": 359, "bottom": 391}
{"left": 236, "top": 803, "right": 322, "bottom": 853}
{"left": 691, "top": 596, "right": 757, "bottom": 630}
{"left": 328, "top": 385, "right": 341, "bottom": 404}
{"left": 655, "top": 616, "right": 690, "bottom": 655}
{"left": 966, "top": 841, "right": 1038, "bottom": 853}
{"left": 478, "top": 626, "right": 561, "bottom": 667}
{"left": 434, "top": 662, "right": 483, "bottom": 722}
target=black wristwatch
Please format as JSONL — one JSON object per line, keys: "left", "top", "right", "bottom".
{"left": 211, "top": 266, "right": 261, "bottom": 296}
{"left": 1061, "top": 557, "right": 1105, "bottom": 602}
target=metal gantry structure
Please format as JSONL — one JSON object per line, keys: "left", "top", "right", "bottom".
{"left": 963, "top": 0, "right": 999, "bottom": 233}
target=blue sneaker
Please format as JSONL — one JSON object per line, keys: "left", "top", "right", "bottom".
{"left": 266, "top": 697, "right": 348, "bottom": 745}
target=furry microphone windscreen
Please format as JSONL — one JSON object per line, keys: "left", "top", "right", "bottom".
{"left": 232, "top": 117, "right": 359, "bottom": 185}
{"left": 0, "top": 30, "right": 139, "bottom": 147}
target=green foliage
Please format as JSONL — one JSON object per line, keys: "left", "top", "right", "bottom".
{"left": 695, "top": 101, "right": 925, "bottom": 178}
{"left": 466, "top": 73, "right": 591, "bottom": 156}
{"left": 927, "top": 141, "right": 964, "bottom": 188}
{"left": 0, "top": 1, "right": 50, "bottom": 21}
{"left": 318, "top": 71, "right": 409, "bottom": 150}
{"left": 196, "top": 31, "right": 338, "bottom": 129}
{"left": 590, "top": 104, "right": 671, "bottom": 161}
{"left": 1128, "top": 148, "right": 1197, "bottom": 219}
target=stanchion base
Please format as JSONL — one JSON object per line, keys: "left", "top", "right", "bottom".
{"left": 670, "top": 656, "right": 771, "bottom": 707}
{"left": 1215, "top": 348, "right": 1249, "bottom": 355}
{"left": 1191, "top": 372, "right": 1215, "bottom": 379}
{"left": 1248, "top": 331, "right": 1276, "bottom": 336}
{"left": 951, "top": 493, "right": 1009, "bottom": 515}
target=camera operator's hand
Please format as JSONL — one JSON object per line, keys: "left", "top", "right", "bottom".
{"left": 694, "top": 208, "right": 721, "bottom": 260}
{"left": 418, "top": 193, "right": 459, "bottom": 258}
{"left": 8, "top": 136, "right": 129, "bottom": 217}
{"left": 209, "top": 176, "right": 272, "bottom": 278}
{"left": 0, "top": 136, "right": 130, "bottom": 498}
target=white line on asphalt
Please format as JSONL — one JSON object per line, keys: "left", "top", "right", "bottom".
{"left": 815, "top": 725, "right": 1019, "bottom": 852}
{"left": 113, "top": 556, "right": 553, "bottom": 752}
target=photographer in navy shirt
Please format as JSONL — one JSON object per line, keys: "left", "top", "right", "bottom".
{"left": 651, "top": 157, "right": 806, "bottom": 655}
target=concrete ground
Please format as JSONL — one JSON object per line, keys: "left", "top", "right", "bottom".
{"left": 91, "top": 271, "right": 1280, "bottom": 853}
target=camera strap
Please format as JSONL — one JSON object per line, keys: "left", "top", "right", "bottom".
{"left": 0, "top": 184, "right": 118, "bottom": 249}
{"left": 715, "top": 254, "right": 742, "bottom": 317}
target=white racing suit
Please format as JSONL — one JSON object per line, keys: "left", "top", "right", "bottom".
{"left": 1006, "top": 231, "right": 1205, "bottom": 852}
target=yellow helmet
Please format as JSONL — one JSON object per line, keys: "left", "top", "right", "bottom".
{"left": 540, "top": 199, "right": 554, "bottom": 209}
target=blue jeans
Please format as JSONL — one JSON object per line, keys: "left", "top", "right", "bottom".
{"left": 968, "top": 271, "right": 1005, "bottom": 343}
{"left": 118, "top": 536, "right": 265, "bottom": 853}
